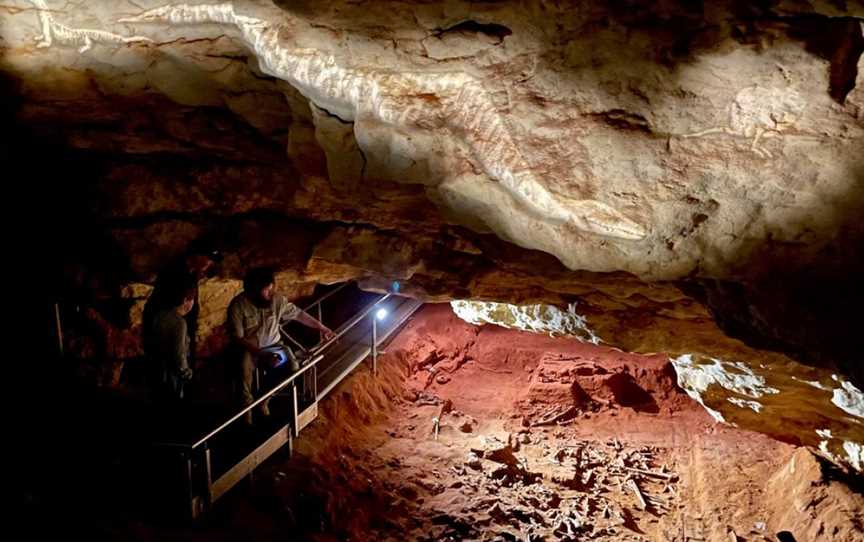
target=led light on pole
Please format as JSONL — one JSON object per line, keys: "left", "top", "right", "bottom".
{"left": 372, "top": 306, "right": 387, "bottom": 376}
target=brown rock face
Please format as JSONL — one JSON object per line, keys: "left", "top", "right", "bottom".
{"left": 765, "top": 447, "right": 864, "bottom": 541}
{"left": 4, "top": 1, "right": 863, "bottom": 466}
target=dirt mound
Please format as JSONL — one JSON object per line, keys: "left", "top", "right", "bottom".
{"left": 516, "top": 351, "right": 686, "bottom": 425}
{"left": 392, "top": 304, "right": 691, "bottom": 423}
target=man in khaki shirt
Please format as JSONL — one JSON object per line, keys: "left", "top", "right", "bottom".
{"left": 228, "top": 267, "right": 334, "bottom": 424}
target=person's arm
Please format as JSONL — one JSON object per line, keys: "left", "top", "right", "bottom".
{"left": 229, "top": 301, "right": 262, "bottom": 356}
{"left": 187, "top": 292, "right": 199, "bottom": 362}
{"left": 175, "top": 318, "right": 194, "bottom": 380}
{"left": 278, "top": 298, "right": 335, "bottom": 339}
{"left": 291, "top": 308, "right": 335, "bottom": 339}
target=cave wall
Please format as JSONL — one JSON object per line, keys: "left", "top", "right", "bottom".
{"left": 2, "top": 0, "right": 863, "bottom": 467}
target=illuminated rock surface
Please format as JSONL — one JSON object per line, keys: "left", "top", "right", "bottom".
{"left": 5, "top": 0, "right": 863, "bottom": 473}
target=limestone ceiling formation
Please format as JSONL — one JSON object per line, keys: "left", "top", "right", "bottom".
{"left": 3, "top": 2, "right": 863, "bottom": 469}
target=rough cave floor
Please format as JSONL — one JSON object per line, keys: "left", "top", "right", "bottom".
{"left": 210, "top": 304, "right": 861, "bottom": 542}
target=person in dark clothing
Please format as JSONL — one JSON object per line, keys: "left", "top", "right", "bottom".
{"left": 142, "top": 246, "right": 220, "bottom": 367}
{"left": 148, "top": 282, "right": 197, "bottom": 401}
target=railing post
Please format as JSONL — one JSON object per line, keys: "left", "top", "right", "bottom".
{"left": 291, "top": 382, "right": 299, "bottom": 437}
{"left": 54, "top": 302, "right": 64, "bottom": 357}
{"left": 372, "top": 313, "right": 378, "bottom": 376}
{"left": 182, "top": 450, "right": 197, "bottom": 520}
{"left": 203, "top": 444, "right": 213, "bottom": 508}
{"left": 317, "top": 302, "right": 324, "bottom": 342}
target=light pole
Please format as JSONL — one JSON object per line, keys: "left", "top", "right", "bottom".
{"left": 372, "top": 307, "right": 388, "bottom": 376}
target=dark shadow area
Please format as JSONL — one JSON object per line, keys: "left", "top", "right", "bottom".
{"left": 604, "top": 372, "right": 661, "bottom": 413}
{"left": 689, "top": 271, "right": 864, "bottom": 386}
{"left": 816, "top": 451, "right": 864, "bottom": 496}
{"left": 570, "top": 380, "right": 593, "bottom": 410}
{"left": 433, "top": 19, "right": 513, "bottom": 41}
{"left": 784, "top": 15, "right": 864, "bottom": 103}
{"left": 15, "top": 280, "right": 373, "bottom": 539}
{"left": 680, "top": 152, "right": 864, "bottom": 385}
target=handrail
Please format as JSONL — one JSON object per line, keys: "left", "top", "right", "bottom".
{"left": 189, "top": 353, "right": 323, "bottom": 450}
{"left": 310, "top": 294, "right": 392, "bottom": 356}
{"left": 280, "top": 329, "right": 309, "bottom": 354}
{"left": 184, "top": 292, "right": 390, "bottom": 450}
{"left": 280, "top": 282, "right": 352, "bottom": 354}
{"left": 302, "top": 282, "right": 350, "bottom": 312}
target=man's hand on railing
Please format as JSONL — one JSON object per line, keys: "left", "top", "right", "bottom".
{"left": 321, "top": 327, "right": 336, "bottom": 341}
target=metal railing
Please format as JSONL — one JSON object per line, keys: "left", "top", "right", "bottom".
{"left": 188, "top": 291, "right": 390, "bottom": 450}
{"left": 279, "top": 282, "right": 350, "bottom": 355}
{"left": 153, "top": 284, "right": 415, "bottom": 519}
{"left": 172, "top": 287, "right": 386, "bottom": 451}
